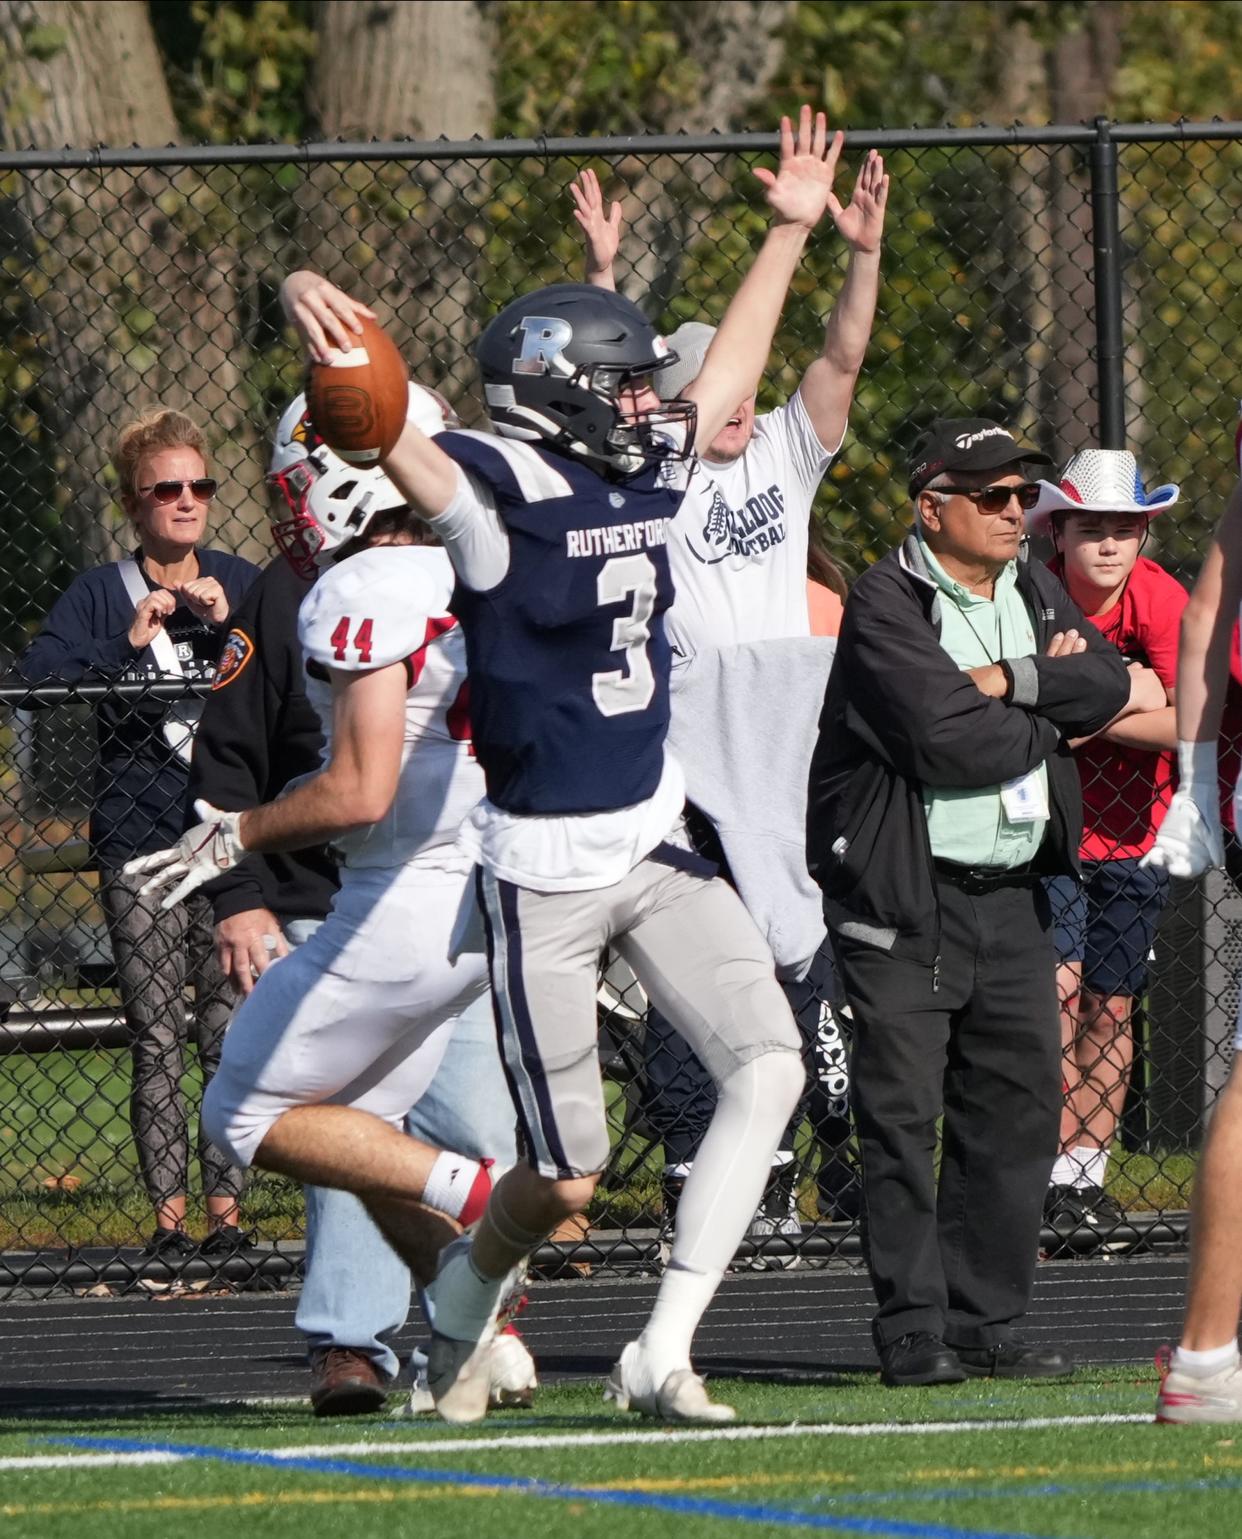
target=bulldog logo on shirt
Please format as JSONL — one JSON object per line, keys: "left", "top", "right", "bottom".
{"left": 682, "top": 481, "right": 789, "bottom": 565}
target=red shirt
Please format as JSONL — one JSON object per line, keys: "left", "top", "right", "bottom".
{"left": 1049, "top": 554, "right": 1186, "bottom": 861}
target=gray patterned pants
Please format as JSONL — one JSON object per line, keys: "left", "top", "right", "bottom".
{"left": 99, "top": 866, "right": 243, "bottom": 1206}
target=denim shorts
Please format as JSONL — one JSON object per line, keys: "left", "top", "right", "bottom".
{"left": 1045, "top": 856, "right": 1171, "bottom": 998}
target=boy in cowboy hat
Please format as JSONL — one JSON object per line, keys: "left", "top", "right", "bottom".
{"left": 1027, "top": 449, "right": 1184, "bottom": 1250}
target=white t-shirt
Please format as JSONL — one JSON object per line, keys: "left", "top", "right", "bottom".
{"left": 659, "top": 389, "right": 839, "bottom": 660}
{"left": 433, "top": 434, "right": 686, "bottom": 894}
{"left": 298, "top": 545, "right": 483, "bottom": 873}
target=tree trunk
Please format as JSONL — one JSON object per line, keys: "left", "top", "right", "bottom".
{"left": 1044, "top": 4, "right": 1123, "bottom": 459}
{"left": 616, "top": 1, "right": 794, "bottom": 318}
{"left": 0, "top": 0, "right": 268, "bottom": 564}
{"left": 302, "top": 0, "right": 497, "bottom": 409}
{"left": 993, "top": 7, "right": 1054, "bottom": 459}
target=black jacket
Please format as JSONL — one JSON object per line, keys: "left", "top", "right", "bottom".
{"left": 187, "top": 558, "right": 338, "bottom": 926}
{"left": 806, "top": 533, "right": 1131, "bottom": 965}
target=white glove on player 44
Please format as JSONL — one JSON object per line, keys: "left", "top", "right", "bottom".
{"left": 1141, "top": 741, "right": 1225, "bottom": 880}
{"left": 122, "top": 799, "right": 245, "bottom": 911}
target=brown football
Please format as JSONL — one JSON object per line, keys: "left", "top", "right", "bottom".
{"left": 305, "top": 314, "right": 410, "bottom": 465}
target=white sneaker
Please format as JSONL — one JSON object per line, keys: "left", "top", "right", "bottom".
{"left": 740, "top": 1212, "right": 803, "bottom": 1272}
{"left": 397, "top": 1328, "right": 538, "bottom": 1417}
{"left": 1156, "top": 1350, "right": 1242, "bottom": 1424}
{"left": 604, "top": 1339, "right": 735, "bottom": 1424}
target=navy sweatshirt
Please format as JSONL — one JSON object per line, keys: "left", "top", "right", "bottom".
{"left": 18, "top": 549, "right": 258, "bottom": 865}
{"left": 187, "top": 557, "right": 338, "bottom": 927}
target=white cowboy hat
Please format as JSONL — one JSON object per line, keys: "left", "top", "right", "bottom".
{"left": 1026, "top": 448, "right": 1179, "bottom": 535}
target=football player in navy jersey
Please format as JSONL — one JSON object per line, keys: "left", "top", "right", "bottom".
{"left": 279, "top": 107, "right": 840, "bottom": 1425}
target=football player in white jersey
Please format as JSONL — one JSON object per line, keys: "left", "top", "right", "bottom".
{"left": 1145, "top": 435, "right": 1242, "bottom": 1424}
{"left": 125, "top": 387, "right": 535, "bottom": 1405}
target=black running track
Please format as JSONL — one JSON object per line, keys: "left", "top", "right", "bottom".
{"left": 0, "top": 1256, "right": 1184, "bottom": 1413}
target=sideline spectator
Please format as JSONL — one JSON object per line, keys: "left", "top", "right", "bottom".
{"left": 571, "top": 146, "right": 885, "bottom": 1251}
{"left": 1026, "top": 450, "right": 1185, "bottom": 1250}
{"left": 188, "top": 395, "right": 525, "bottom": 1417}
{"left": 808, "top": 418, "right": 1134, "bottom": 1387}
{"left": 18, "top": 408, "right": 257, "bottom": 1257}
{"left": 1146, "top": 447, "right": 1242, "bottom": 1424}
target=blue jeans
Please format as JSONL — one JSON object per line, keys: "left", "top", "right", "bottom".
{"left": 286, "top": 920, "right": 517, "bottom": 1380}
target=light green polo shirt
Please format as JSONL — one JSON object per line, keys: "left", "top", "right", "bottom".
{"left": 919, "top": 537, "right": 1048, "bottom": 867}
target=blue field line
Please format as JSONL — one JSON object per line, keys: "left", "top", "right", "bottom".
{"left": 53, "top": 1435, "right": 1072, "bottom": 1539}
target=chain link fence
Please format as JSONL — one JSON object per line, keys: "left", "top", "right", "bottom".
{"left": 1, "top": 121, "right": 1241, "bottom": 1294}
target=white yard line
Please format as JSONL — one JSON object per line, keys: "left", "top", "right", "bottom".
{"left": 271, "top": 1411, "right": 1154, "bottom": 1458}
{"left": 0, "top": 1451, "right": 184, "bottom": 1469}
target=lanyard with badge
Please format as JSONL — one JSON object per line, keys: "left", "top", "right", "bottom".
{"left": 956, "top": 594, "right": 1048, "bottom": 825}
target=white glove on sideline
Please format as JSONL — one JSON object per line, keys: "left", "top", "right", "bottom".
{"left": 122, "top": 799, "right": 246, "bottom": 911}
{"left": 1141, "top": 741, "right": 1224, "bottom": 880}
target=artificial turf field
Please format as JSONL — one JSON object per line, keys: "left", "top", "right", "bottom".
{"left": 3, "top": 1367, "right": 1238, "bottom": 1539}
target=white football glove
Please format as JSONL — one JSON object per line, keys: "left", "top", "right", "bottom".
{"left": 1141, "top": 741, "right": 1224, "bottom": 880}
{"left": 122, "top": 799, "right": 245, "bottom": 911}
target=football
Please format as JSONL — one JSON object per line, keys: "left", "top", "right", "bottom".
{"left": 306, "top": 314, "right": 410, "bottom": 465}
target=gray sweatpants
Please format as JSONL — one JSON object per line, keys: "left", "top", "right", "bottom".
{"left": 476, "top": 845, "right": 800, "bottom": 1179}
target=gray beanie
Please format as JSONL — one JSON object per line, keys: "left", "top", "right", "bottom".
{"left": 655, "top": 321, "right": 717, "bottom": 401}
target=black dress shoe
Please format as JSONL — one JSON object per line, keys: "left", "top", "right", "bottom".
{"left": 879, "top": 1331, "right": 967, "bottom": 1386}
{"left": 953, "top": 1340, "right": 1074, "bottom": 1379}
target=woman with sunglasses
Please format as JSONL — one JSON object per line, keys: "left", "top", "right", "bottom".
{"left": 19, "top": 408, "right": 258, "bottom": 1261}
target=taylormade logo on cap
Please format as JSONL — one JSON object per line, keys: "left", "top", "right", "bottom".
{"left": 953, "top": 425, "right": 1013, "bottom": 451}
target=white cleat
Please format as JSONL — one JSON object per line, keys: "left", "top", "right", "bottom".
{"left": 1156, "top": 1354, "right": 1242, "bottom": 1424}
{"left": 427, "top": 1327, "right": 498, "bottom": 1424}
{"left": 423, "top": 1234, "right": 533, "bottom": 1424}
{"left": 604, "top": 1339, "right": 736, "bottom": 1424}
{"left": 397, "top": 1329, "right": 538, "bottom": 1417}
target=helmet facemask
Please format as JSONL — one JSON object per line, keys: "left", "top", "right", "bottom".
{"left": 490, "top": 355, "right": 696, "bottom": 476}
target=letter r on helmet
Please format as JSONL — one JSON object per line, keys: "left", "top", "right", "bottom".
{"left": 513, "top": 316, "right": 573, "bottom": 376}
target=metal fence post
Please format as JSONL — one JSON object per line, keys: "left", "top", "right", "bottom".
{"left": 1089, "top": 116, "right": 1126, "bottom": 449}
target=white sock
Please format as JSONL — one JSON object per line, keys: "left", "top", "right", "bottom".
{"left": 1173, "top": 1341, "right": 1240, "bottom": 1377}
{"left": 428, "top": 1238, "right": 503, "bottom": 1342}
{"left": 1049, "top": 1154, "right": 1080, "bottom": 1188}
{"left": 1075, "top": 1147, "right": 1111, "bottom": 1190}
{"left": 421, "top": 1152, "right": 486, "bottom": 1221}
{"left": 637, "top": 1262, "right": 723, "bottom": 1376}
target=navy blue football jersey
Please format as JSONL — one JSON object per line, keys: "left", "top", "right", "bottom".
{"left": 440, "top": 430, "right": 683, "bottom": 816}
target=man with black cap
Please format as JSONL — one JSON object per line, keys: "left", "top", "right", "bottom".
{"left": 807, "top": 418, "right": 1137, "bottom": 1387}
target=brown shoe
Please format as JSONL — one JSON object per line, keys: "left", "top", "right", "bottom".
{"left": 309, "top": 1348, "right": 390, "bottom": 1417}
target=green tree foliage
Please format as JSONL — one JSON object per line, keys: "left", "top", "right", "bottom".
{"left": 3, "top": 0, "right": 1242, "bottom": 647}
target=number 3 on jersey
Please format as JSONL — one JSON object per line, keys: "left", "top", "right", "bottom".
{"left": 330, "top": 616, "right": 373, "bottom": 664}
{"left": 592, "top": 554, "right": 656, "bottom": 717}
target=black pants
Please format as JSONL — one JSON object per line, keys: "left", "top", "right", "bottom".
{"left": 835, "top": 872, "right": 1060, "bottom": 1351}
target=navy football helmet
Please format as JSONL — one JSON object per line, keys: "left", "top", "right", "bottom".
{"left": 476, "top": 283, "right": 696, "bottom": 476}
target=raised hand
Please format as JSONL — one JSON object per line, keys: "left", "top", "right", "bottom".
{"left": 281, "top": 270, "right": 377, "bottom": 364}
{"left": 178, "top": 576, "right": 229, "bottom": 626}
{"left": 753, "top": 105, "right": 842, "bottom": 233}
{"left": 128, "top": 588, "right": 176, "bottom": 649}
{"left": 570, "top": 168, "right": 622, "bottom": 288}
{"left": 829, "top": 147, "right": 889, "bottom": 255}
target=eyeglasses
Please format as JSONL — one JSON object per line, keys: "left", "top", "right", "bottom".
{"left": 931, "top": 482, "right": 1042, "bottom": 513}
{"left": 138, "top": 478, "right": 218, "bottom": 503}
